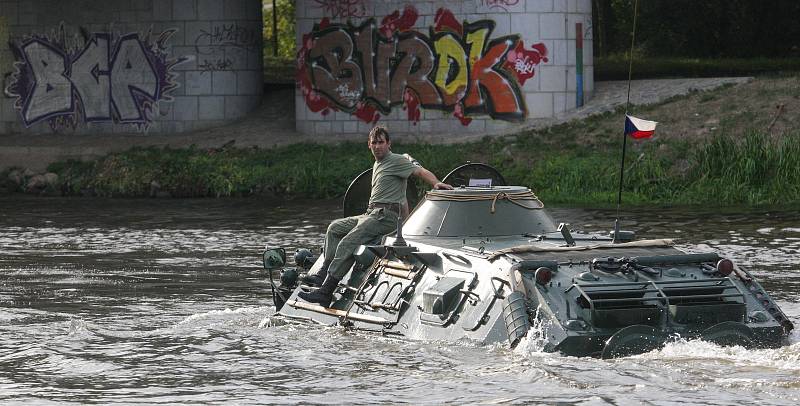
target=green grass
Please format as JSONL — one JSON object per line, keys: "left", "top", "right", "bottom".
{"left": 19, "top": 128, "right": 799, "bottom": 207}
{"left": 684, "top": 131, "right": 800, "bottom": 204}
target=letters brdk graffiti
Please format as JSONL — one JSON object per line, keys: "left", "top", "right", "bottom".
{"left": 4, "top": 24, "right": 186, "bottom": 131}
{"left": 297, "top": 6, "right": 548, "bottom": 126}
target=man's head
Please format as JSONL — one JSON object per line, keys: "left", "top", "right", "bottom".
{"left": 368, "top": 125, "right": 391, "bottom": 160}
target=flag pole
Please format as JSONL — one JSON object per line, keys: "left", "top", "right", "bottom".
{"left": 613, "top": 0, "right": 639, "bottom": 242}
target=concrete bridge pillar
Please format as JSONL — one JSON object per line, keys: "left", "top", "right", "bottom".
{"left": 0, "top": 0, "right": 264, "bottom": 135}
{"left": 295, "top": 0, "right": 593, "bottom": 138}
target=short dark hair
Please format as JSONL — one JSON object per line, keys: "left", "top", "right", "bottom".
{"left": 368, "top": 125, "right": 389, "bottom": 143}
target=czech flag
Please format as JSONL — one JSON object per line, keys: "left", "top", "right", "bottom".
{"left": 624, "top": 115, "right": 657, "bottom": 139}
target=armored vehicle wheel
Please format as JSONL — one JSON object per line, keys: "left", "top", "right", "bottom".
{"left": 601, "top": 325, "right": 664, "bottom": 359}
{"left": 701, "top": 321, "right": 755, "bottom": 347}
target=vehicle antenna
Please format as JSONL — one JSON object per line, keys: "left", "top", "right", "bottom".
{"left": 613, "top": 0, "right": 640, "bottom": 243}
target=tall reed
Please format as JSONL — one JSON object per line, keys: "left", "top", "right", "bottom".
{"left": 687, "top": 131, "right": 800, "bottom": 205}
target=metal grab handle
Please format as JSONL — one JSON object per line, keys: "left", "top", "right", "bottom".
{"left": 442, "top": 252, "right": 472, "bottom": 268}
{"left": 490, "top": 276, "right": 510, "bottom": 300}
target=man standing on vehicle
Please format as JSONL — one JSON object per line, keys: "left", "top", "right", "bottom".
{"left": 299, "top": 125, "right": 453, "bottom": 307}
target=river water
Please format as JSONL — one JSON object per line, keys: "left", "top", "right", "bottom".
{"left": 0, "top": 196, "right": 798, "bottom": 404}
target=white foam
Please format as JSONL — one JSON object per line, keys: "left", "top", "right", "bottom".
{"left": 637, "top": 339, "right": 800, "bottom": 371}
{"left": 178, "top": 306, "right": 271, "bottom": 325}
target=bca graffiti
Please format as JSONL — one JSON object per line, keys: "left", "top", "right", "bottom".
{"left": 297, "top": 6, "right": 548, "bottom": 125}
{"left": 4, "top": 25, "right": 184, "bottom": 130}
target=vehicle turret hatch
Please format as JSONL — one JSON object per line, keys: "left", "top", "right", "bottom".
{"left": 403, "top": 186, "right": 556, "bottom": 237}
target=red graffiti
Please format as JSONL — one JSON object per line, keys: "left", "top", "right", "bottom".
{"left": 354, "top": 102, "right": 379, "bottom": 123}
{"left": 403, "top": 88, "right": 421, "bottom": 124}
{"left": 504, "top": 42, "right": 548, "bottom": 86}
{"left": 434, "top": 8, "right": 463, "bottom": 36}
{"left": 313, "top": 0, "right": 368, "bottom": 19}
{"left": 453, "top": 103, "right": 472, "bottom": 126}
{"left": 318, "top": 17, "right": 331, "bottom": 30}
{"left": 296, "top": 32, "right": 333, "bottom": 113}
{"left": 380, "top": 5, "right": 419, "bottom": 37}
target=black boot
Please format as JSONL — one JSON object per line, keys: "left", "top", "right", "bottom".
{"left": 300, "top": 260, "right": 330, "bottom": 287}
{"left": 297, "top": 274, "right": 340, "bottom": 308}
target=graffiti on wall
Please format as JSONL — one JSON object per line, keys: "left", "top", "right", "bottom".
{"left": 3, "top": 24, "right": 186, "bottom": 131}
{"left": 583, "top": 20, "right": 593, "bottom": 40}
{"left": 313, "top": 0, "right": 369, "bottom": 19}
{"left": 194, "top": 22, "right": 260, "bottom": 74}
{"left": 480, "top": 0, "right": 521, "bottom": 12}
{"left": 198, "top": 58, "right": 234, "bottom": 73}
{"left": 297, "top": 6, "right": 548, "bottom": 126}
{"left": 194, "top": 23, "right": 260, "bottom": 52}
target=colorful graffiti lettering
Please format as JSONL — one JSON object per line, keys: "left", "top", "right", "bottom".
{"left": 505, "top": 42, "right": 548, "bottom": 86}
{"left": 4, "top": 25, "right": 185, "bottom": 130}
{"left": 297, "top": 7, "right": 548, "bottom": 126}
{"left": 313, "top": 0, "right": 369, "bottom": 19}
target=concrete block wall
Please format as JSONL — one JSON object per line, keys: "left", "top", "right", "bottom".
{"left": 0, "top": 0, "right": 263, "bottom": 135}
{"left": 295, "top": 0, "right": 593, "bottom": 138}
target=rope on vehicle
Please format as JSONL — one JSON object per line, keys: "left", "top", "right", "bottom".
{"left": 425, "top": 189, "right": 544, "bottom": 213}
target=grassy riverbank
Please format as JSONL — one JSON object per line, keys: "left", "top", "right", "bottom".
{"left": 5, "top": 75, "right": 800, "bottom": 207}
{"left": 31, "top": 124, "right": 800, "bottom": 206}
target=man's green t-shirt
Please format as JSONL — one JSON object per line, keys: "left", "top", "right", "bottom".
{"left": 369, "top": 152, "right": 417, "bottom": 205}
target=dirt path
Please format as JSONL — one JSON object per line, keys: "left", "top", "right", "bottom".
{"left": 0, "top": 77, "right": 755, "bottom": 172}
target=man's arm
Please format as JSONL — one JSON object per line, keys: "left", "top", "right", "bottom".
{"left": 412, "top": 167, "right": 454, "bottom": 190}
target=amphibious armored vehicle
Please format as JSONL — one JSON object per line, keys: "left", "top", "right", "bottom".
{"left": 263, "top": 164, "right": 794, "bottom": 358}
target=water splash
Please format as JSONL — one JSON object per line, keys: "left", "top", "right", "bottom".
{"left": 514, "top": 305, "right": 551, "bottom": 355}
{"left": 637, "top": 338, "right": 800, "bottom": 371}
{"left": 176, "top": 306, "right": 271, "bottom": 328}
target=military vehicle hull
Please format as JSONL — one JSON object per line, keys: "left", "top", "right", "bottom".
{"left": 264, "top": 171, "right": 793, "bottom": 358}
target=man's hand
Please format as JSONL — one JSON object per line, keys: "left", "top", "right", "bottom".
{"left": 413, "top": 167, "right": 453, "bottom": 190}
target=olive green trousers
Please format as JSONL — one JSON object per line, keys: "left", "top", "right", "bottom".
{"left": 324, "top": 208, "right": 397, "bottom": 280}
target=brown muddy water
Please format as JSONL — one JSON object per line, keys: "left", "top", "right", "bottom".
{"left": 0, "top": 196, "right": 798, "bottom": 404}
